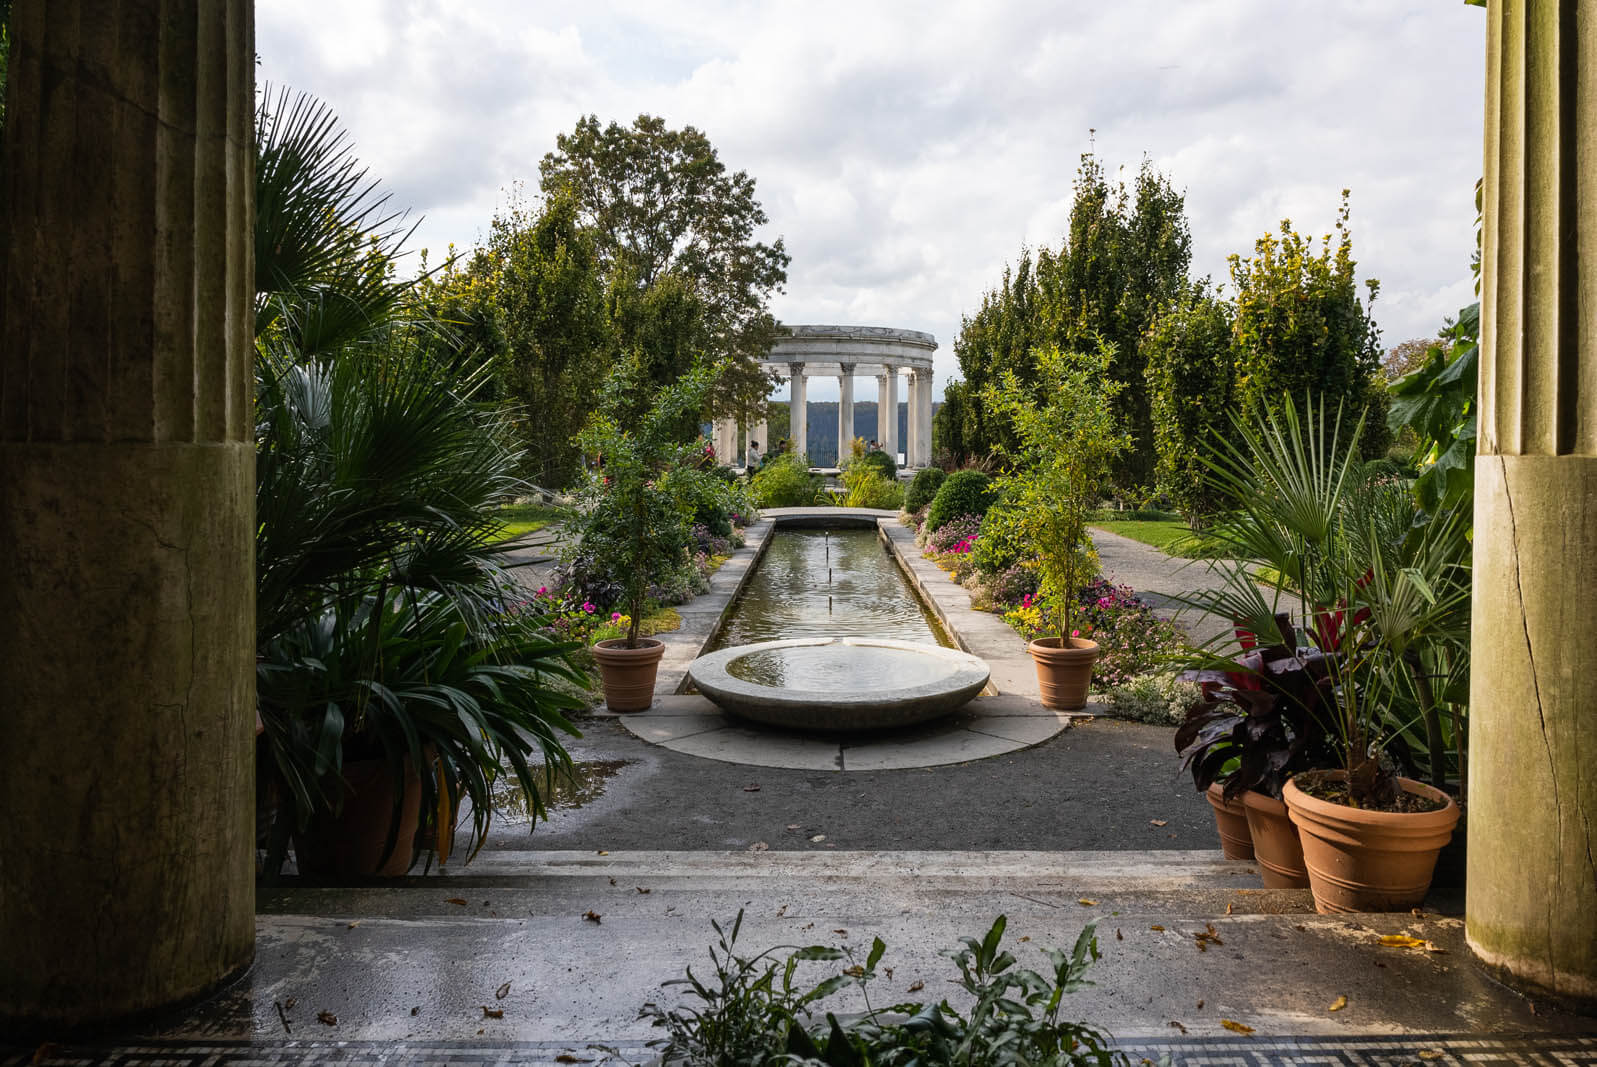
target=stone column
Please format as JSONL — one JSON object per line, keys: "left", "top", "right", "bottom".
{"left": 882, "top": 367, "right": 899, "bottom": 461}
{"left": 914, "top": 369, "right": 933, "bottom": 467}
{"left": 754, "top": 417, "right": 768, "bottom": 457}
{"left": 0, "top": 0, "right": 256, "bottom": 1029}
{"left": 837, "top": 362, "right": 855, "bottom": 467}
{"left": 789, "top": 363, "right": 808, "bottom": 462}
{"left": 1467, "top": 0, "right": 1597, "bottom": 1009}
{"left": 913, "top": 368, "right": 926, "bottom": 463}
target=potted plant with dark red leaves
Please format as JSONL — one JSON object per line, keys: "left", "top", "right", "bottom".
{"left": 577, "top": 359, "right": 717, "bottom": 711}
{"left": 982, "top": 342, "right": 1128, "bottom": 710}
{"left": 1175, "top": 397, "right": 1472, "bottom": 910}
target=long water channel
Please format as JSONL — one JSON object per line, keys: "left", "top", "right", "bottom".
{"left": 703, "top": 527, "right": 954, "bottom": 691}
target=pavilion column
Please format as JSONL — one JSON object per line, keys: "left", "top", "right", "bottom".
{"left": 0, "top": 0, "right": 257, "bottom": 1029}
{"left": 904, "top": 370, "right": 920, "bottom": 467}
{"left": 837, "top": 362, "right": 855, "bottom": 466}
{"left": 753, "top": 417, "right": 768, "bottom": 458}
{"left": 1467, "top": 0, "right": 1597, "bottom": 1008}
{"left": 916, "top": 369, "right": 934, "bottom": 466}
{"left": 789, "top": 362, "right": 808, "bottom": 461}
{"left": 882, "top": 367, "right": 899, "bottom": 461}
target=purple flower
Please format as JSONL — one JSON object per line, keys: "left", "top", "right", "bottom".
{"left": 582, "top": 601, "right": 595, "bottom": 614}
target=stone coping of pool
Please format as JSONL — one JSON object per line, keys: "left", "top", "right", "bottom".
{"left": 603, "top": 508, "right": 1099, "bottom": 770}
{"left": 687, "top": 637, "right": 991, "bottom": 731}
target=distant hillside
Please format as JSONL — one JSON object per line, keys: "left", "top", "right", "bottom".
{"left": 759, "top": 401, "right": 938, "bottom": 466}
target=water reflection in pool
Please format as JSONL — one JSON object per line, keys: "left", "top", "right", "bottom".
{"left": 708, "top": 528, "right": 949, "bottom": 650}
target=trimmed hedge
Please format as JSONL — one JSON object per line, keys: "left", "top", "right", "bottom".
{"left": 925, "top": 470, "right": 997, "bottom": 533}
{"left": 904, "top": 466, "right": 946, "bottom": 513}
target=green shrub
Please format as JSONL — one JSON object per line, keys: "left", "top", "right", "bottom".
{"left": 842, "top": 467, "right": 905, "bottom": 509}
{"left": 925, "top": 469, "right": 997, "bottom": 533}
{"left": 971, "top": 501, "right": 1030, "bottom": 576}
{"left": 1103, "top": 673, "right": 1203, "bottom": 725}
{"left": 904, "top": 466, "right": 946, "bottom": 512}
{"left": 751, "top": 451, "right": 823, "bottom": 508}
{"left": 855, "top": 448, "right": 897, "bottom": 479}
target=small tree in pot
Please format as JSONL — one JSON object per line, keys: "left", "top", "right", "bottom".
{"left": 577, "top": 359, "right": 717, "bottom": 710}
{"left": 983, "top": 342, "right": 1128, "bottom": 710}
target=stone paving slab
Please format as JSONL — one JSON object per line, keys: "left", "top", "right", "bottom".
{"left": 87, "top": 851, "right": 1588, "bottom": 1047}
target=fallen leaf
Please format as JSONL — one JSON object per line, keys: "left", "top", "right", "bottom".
{"left": 1196, "top": 999, "right": 1204, "bottom": 1010}
{"left": 1418, "top": 1051, "right": 1445, "bottom": 1061}
{"left": 1150, "top": 925, "right": 1165, "bottom": 932}
{"left": 445, "top": 898, "right": 468, "bottom": 906}
{"left": 482, "top": 1006, "right": 504, "bottom": 1019}
{"left": 1411, "top": 908, "right": 1426, "bottom": 918}
{"left": 1226, "top": 901, "right": 1234, "bottom": 915}
{"left": 316, "top": 1011, "right": 337, "bottom": 1026}
{"left": 1425, "top": 941, "right": 1448, "bottom": 953}
{"left": 583, "top": 910, "right": 602, "bottom": 924}
{"left": 787, "top": 824, "right": 802, "bottom": 830}
{"left": 597, "top": 850, "right": 608, "bottom": 856}
{"left": 636, "top": 886, "right": 651, "bottom": 894}
{"left": 555, "top": 1057, "right": 589, "bottom": 1064}
{"left": 1116, "top": 928, "right": 1123, "bottom": 940}
{"left": 883, "top": 967, "right": 893, "bottom": 979}
{"left": 1018, "top": 935, "right": 1030, "bottom": 942}
{"left": 284, "top": 997, "right": 296, "bottom": 1011}
{"left": 411, "top": 1007, "right": 420, "bottom": 1016}
{"left": 802, "top": 923, "right": 814, "bottom": 931}
{"left": 608, "top": 877, "right": 617, "bottom": 886}
{"left": 907, "top": 980, "right": 924, "bottom": 992}
{"left": 743, "top": 784, "right": 761, "bottom": 792}
{"left": 1328, "top": 995, "right": 1347, "bottom": 1012}
{"left": 496, "top": 982, "right": 511, "bottom": 1000}
{"left": 1220, "top": 1019, "right": 1254, "bottom": 1035}
{"left": 748, "top": 841, "right": 769, "bottom": 852}
{"left": 346, "top": 920, "right": 361, "bottom": 929}
{"left": 1377, "top": 934, "right": 1427, "bottom": 948}
{"left": 1150, "top": 819, "right": 1168, "bottom": 827}
{"left": 843, "top": 965, "right": 865, "bottom": 977}
{"left": 1167, "top": 1020, "right": 1187, "bottom": 1034}
{"left": 1195, "top": 938, "right": 1208, "bottom": 952}
{"left": 1295, "top": 924, "right": 1307, "bottom": 932}
{"left": 776, "top": 905, "right": 788, "bottom": 917}
{"left": 810, "top": 834, "right": 826, "bottom": 842}
{"left": 1078, "top": 898, "right": 1098, "bottom": 907}
{"left": 834, "top": 928, "right": 848, "bottom": 936}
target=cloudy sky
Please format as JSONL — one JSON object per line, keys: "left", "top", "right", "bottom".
{"left": 258, "top": 1, "right": 1487, "bottom": 401}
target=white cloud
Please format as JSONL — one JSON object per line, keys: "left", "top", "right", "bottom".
{"left": 258, "top": 0, "right": 1487, "bottom": 400}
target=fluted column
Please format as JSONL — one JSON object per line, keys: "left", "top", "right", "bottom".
{"left": 904, "top": 370, "right": 920, "bottom": 467}
{"left": 917, "top": 369, "right": 935, "bottom": 466}
{"left": 789, "top": 362, "right": 808, "bottom": 461}
{"left": 1467, "top": 0, "right": 1597, "bottom": 1008}
{"left": 837, "top": 362, "right": 855, "bottom": 467}
{"left": 0, "top": 0, "right": 256, "bottom": 1029}
{"left": 882, "top": 367, "right": 899, "bottom": 461}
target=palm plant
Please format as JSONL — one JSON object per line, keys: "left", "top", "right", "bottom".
{"left": 1175, "top": 397, "right": 1472, "bottom": 805}
{"left": 253, "top": 88, "right": 586, "bottom": 875}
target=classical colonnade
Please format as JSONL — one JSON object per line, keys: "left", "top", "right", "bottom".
{"left": 710, "top": 325, "right": 937, "bottom": 468}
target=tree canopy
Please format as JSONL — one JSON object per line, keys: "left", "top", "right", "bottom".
{"left": 539, "top": 114, "right": 790, "bottom": 418}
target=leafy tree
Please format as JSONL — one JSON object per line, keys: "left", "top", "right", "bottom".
{"left": 949, "top": 153, "right": 1190, "bottom": 479}
{"left": 478, "top": 188, "right": 610, "bottom": 488}
{"left": 540, "top": 114, "right": 789, "bottom": 420}
{"left": 1388, "top": 303, "right": 1478, "bottom": 514}
{"left": 1144, "top": 282, "right": 1236, "bottom": 520}
{"left": 1228, "top": 192, "right": 1385, "bottom": 455}
{"left": 932, "top": 378, "right": 973, "bottom": 464}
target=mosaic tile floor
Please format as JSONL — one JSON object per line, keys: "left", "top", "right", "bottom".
{"left": 5, "top": 1034, "right": 1596, "bottom": 1066}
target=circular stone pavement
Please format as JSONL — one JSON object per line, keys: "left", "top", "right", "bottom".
{"left": 609, "top": 692, "right": 1079, "bottom": 771}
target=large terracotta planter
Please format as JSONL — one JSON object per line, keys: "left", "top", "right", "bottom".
{"left": 1241, "top": 789, "right": 1310, "bottom": 888}
{"left": 295, "top": 755, "right": 423, "bottom": 878}
{"left": 592, "top": 637, "right": 666, "bottom": 712}
{"left": 1284, "top": 771, "right": 1460, "bottom": 914}
{"left": 1206, "top": 782, "right": 1255, "bottom": 860}
{"left": 1027, "top": 637, "right": 1098, "bottom": 710}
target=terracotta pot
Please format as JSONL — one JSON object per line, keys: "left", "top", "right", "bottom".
{"left": 1027, "top": 637, "right": 1098, "bottom": 710}
{"left": 295, "top": 755, "right": 423, "bottom": 878}
{"left": 1242, "top": 789, "right": 1310, "bottom": 888}
{"left": 1206, "top": 782, "right": 1255, "bottom": 860}
{"left": 1284, "top": 771, "right": 1460, "bottom": 914}
{"left": 592, "top": 637, "right": 666, "bottom": 712}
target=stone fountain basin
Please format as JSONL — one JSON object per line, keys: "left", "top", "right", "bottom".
{"left": 687, "top": 637, "right": 990, "bottom": 732}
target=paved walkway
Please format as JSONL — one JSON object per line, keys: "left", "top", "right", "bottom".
{"left": 1088, "top": 526, "right": 1239, "bottom": 648}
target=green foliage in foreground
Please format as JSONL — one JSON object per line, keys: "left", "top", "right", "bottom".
{"left": 925, "top": 470, "right": 997, "bottom": 533}
{"left": 643, "top": 912, "right": 1131, "bottom": 1067}
{"left": 903, "top": 466, "right": 946, "bottom": 513}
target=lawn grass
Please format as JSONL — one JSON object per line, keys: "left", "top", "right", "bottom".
{"left": 1089, "top": 518, "right": 1206, "bottom": 558}
{"left": 491, "top": 502, "right": 566, "bottom": 542}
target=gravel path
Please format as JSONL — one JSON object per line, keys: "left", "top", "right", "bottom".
{"left": 1088, "top": 526, "right": 1239, "bottom": 647}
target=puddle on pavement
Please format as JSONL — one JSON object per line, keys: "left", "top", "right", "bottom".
{"left": 492, "top": 759, "right": 632, "bottom": 821}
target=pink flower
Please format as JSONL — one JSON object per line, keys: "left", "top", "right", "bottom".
{"left": 611, "top": 612, "right": 622, "bottom": 621}
{"left": 1072, "top": 629, "right": 1080, "bottom": 637}
{"left": 537, "top": 586, "right": 548, "bottom": 596}
{"left": 582, "top": 601, "right": 596, "bottom": 614}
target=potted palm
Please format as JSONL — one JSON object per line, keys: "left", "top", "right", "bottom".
{"left": 982, "top": 343, "right": 1128, "bottom": 710}
{"left": 1176, "top": 398, "right": 1470, "bottom": 909}
{"left": 578, "top": 361, "right": 716, "bottom": 711}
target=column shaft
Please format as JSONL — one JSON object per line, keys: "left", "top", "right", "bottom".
{"left": 905, "top": 371, "right": 920, "bottom": 466}
{"left": 882, "top": 368, "right": 899, "bottom": 460}
{"left": 837, "top": 363, "right": 855, "bottom": 467}
{"left": 1467, "top": 0, "right": 1597, "bottom": 1008}
{"left": 0, "top": 0, "right": 257, "bottom": 1028}
{"left": 790, "top": 364, "right": 808, "bottom": 462}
